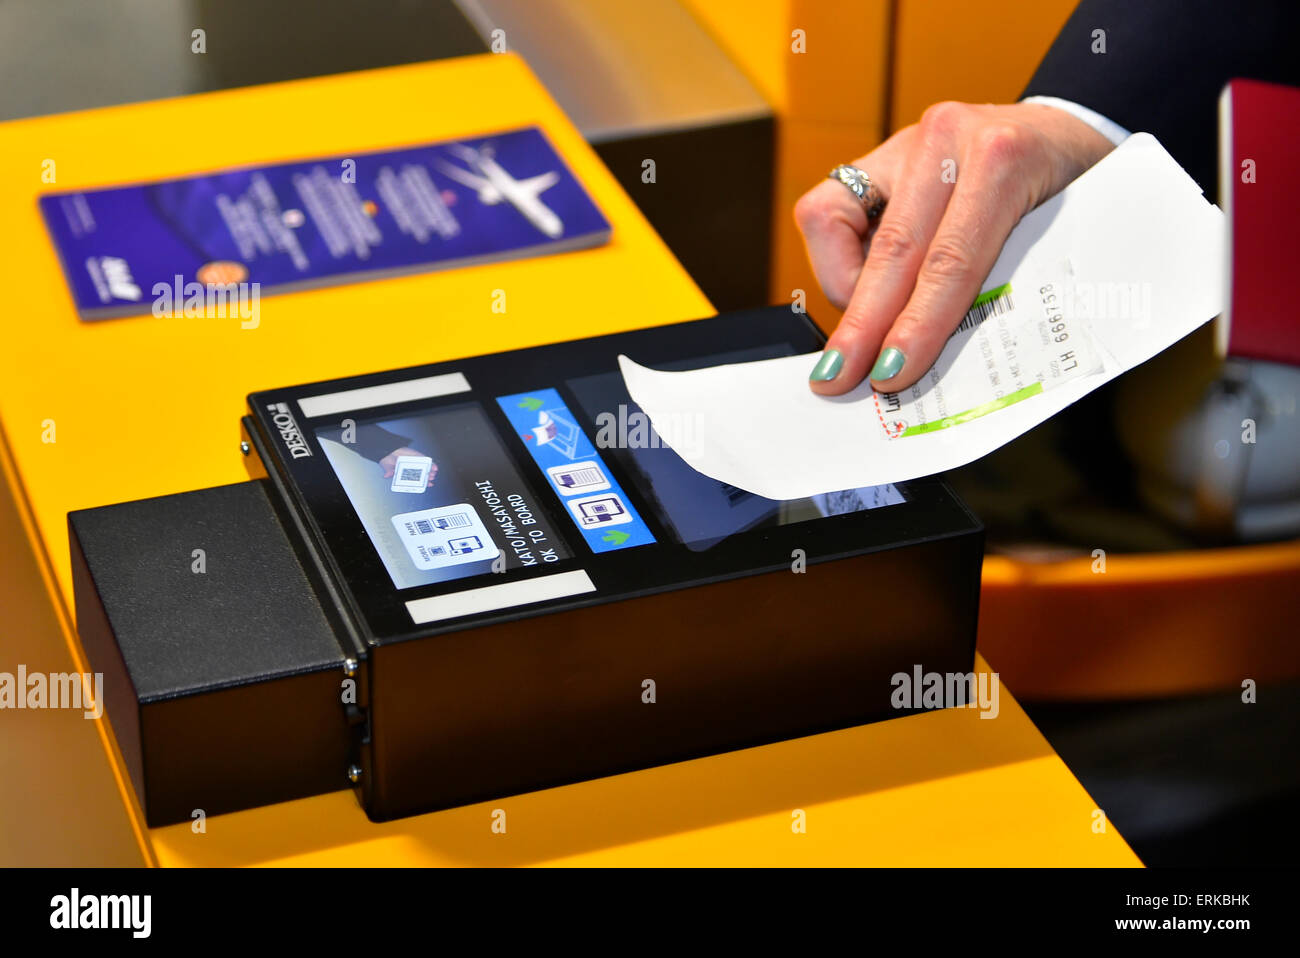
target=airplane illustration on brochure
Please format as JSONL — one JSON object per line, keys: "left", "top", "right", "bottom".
{"left": 435, "top": 143, "right": 564, "bottom": 238}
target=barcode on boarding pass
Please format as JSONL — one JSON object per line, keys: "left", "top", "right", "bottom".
{"left": 953, "top": 283, "right": 1014, "bottom": 335}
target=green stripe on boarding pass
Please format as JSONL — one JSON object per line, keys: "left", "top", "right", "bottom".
{"left": 899, "top": 381, "right": 1043, "bottom": 437}
{"left": 970, "top": 282, "right": 1012, "bottom": 309}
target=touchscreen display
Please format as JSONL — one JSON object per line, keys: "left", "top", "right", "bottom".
{"left": 316, "top": 402, "right": 572, "bottom": 590}
{"left": 566, "top": 347, "right": 906, "bottom": 551}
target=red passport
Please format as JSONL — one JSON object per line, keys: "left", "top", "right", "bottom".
{"left": 1218, "top": 79, "right": 1300, "bottom": 366}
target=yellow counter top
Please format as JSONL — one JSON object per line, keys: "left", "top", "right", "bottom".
{"left": 0, "top": 53, "right": 1137, "bottom": 866}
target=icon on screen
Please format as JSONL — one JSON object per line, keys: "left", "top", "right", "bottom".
{"left": 432, "top": 513, "right": 472, "bottom": 530}
{"left": 568, "top": 493, "right": 632, "bottom": 527}
{"left": 546, "top": 460, "right": 611, "bottom": 496}
{"left": 393, "top": 504, "right": 499, "bottom": 571}
{"left": 412, "top": 512, "right": 473, "bottom": 534}
{"left": 448, "top": 535, "right": 487, "bottom": 555}
{"left": 532, "top": 409, "right": 581, "bottom": 459}
{"left": 390, "top": 455, "right": 434, "bottom": 493}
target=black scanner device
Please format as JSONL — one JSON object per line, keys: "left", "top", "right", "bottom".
{"left": 69, "top": 306, "right": 983, "bottom": 825}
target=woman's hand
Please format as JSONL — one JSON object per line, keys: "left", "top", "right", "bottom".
{"left": 796, "top": 101, "right": 1117, "bottom": 394}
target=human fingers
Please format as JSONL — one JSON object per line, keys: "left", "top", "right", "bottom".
{"left": 809, "top": 102, "right": 966, "bottom": 394}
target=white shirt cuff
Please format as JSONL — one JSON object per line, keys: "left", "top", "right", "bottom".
{"left": 1021, "top": 95, "right": 1131, "bottom": 146}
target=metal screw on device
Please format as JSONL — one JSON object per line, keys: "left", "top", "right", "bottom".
{"left": 347, "top": 764, "right": 362, "bottom": 784}
{"left": 343, "top": 658, "right": 358, "bottom": 677}
{"left": 239, "top": 441, "right": 250, "bottom": 456}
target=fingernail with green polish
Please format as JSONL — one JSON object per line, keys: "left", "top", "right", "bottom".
{"left": 809, "top": 349, "right": 843, "bottom": 382}
{"left": 870, "top": 347, "right": 905, "bottom": 382}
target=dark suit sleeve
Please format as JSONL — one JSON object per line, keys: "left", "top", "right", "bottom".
{"left": 1022, "top": 0, "right": 1300, "bottom": 197}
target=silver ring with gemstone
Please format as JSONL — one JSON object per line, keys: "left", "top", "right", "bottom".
{"left": 828, "top": 164, "right": 885, "bottom": 218}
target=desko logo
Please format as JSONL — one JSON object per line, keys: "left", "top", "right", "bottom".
{"left": 267, "top": 402, "right": 312, "bottom": 458}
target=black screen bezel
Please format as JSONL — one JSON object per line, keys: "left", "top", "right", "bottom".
{"left": 247, "top": 307, "right": 982, "bottom": 647}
